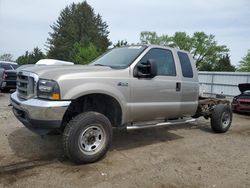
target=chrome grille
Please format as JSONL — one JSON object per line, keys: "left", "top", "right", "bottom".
{"left": 17, "top": 71, "right": 38, "bottom": 99}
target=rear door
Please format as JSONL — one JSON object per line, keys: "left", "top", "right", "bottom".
{"left": 130, "top": 48, "right": 182, "bottom": 122}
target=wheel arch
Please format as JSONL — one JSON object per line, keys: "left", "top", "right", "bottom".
{"left": 62, "top": 92, "right": 126, "bottom": 129}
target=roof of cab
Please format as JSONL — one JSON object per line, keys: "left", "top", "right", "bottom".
{"left": 122, "top": 44, "right": 191, "bottom": 54}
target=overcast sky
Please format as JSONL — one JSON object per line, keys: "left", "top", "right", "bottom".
{"left": 0, "top": 0, "right": 249, "bottom": 66}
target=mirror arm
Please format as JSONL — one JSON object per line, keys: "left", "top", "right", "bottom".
{"left": 138, "top": 64, "right": 150, "bottom": 68}
{"left": 137, "top": 72, "right": 151, "bottom": 77}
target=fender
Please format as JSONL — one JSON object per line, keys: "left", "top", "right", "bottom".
{"left": 62, "top": 82, "right": 129, "bottom": 124}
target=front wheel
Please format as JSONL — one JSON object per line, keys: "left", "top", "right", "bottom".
{"left": 211, "top": 104, "right": 232, "bottom": 133}
{"left": 63, "top": 112, "right": 112, "bottom": 164}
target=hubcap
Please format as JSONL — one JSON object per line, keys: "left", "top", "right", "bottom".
{"left": 78, "top": 125, "right": 106, "bottom": 155}
{"left": 221, "top": 112, "right": 230, "bottom": 128}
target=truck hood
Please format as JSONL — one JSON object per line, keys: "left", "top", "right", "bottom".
{"left": 18, "top": 65, "right": 113, "bottom": 79}
{"left": 238, "top": 83, "right": 250, "bottom": 93}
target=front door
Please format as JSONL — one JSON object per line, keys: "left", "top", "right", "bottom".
{"left": 130, "top": 48, "right": 181, "bottom": 122}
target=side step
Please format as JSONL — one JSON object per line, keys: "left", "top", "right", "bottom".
{"left": 126, "top": 118, "right": 196, "bottom": 130}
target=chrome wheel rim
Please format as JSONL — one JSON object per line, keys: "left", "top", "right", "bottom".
{"left": 78, "top": 125, "right": 106, "bottom": 155}
{"left": 221, "top": 112, "right": 230, "bottom": 128}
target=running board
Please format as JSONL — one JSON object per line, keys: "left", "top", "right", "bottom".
{"left": 126, "top": 118, "right": 196, "bottom": 130}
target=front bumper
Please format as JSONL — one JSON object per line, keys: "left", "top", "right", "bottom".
{"left": 232, "top": 103, "right": 250, "bottom": 113}
{"left": 10, "top": 92, "right": 71, "bottom": 135}
{"left": 1, "top": 80, "right": 16, "bottom": 90}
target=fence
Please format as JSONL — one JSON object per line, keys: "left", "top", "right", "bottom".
{"left": 198, "top": 71, "right": 250, "bottom": 97}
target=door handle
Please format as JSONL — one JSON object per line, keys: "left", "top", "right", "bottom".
{"left": 176, "top": 82, "right": 181, "bottom": 92}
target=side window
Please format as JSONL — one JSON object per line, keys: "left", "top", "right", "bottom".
{"left": 140, "top": 48, "right": 176, "bottom": 76}
{"left": 178, "top": 52, "right": 193, "bottom": 78}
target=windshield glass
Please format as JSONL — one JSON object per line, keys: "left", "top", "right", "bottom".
{"left": 11, "top": 64, "right": 19, "bottom": 69}
{"left": 91, "top": 46, "right": 146, "bottom": 69}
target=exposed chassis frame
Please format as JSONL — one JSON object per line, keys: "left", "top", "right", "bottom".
{"left": 193, "top": 97, "right": 230, "bottom": 119}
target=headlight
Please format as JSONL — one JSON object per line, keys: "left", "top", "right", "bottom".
{"left": 37, "top": 79, "right": 60, "bottom": 100}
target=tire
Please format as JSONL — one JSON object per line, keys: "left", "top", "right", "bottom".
{"left": 211, "top": 104, "right": 232, "bottom": 133}
{"left": 63, "top": 111, "right": 112, "bottom": 164}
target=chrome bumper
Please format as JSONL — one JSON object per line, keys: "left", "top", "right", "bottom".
{"left": 10, "top": 92, "right": 71, "bottom": 134}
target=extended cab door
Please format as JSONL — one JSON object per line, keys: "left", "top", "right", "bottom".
{"left": 130, "top": 47, "right": 182, "bottom": 122}
{"left": 177, "top": 51, "right": 199, "bottom": 116}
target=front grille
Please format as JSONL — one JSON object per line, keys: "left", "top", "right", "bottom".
{"left": 5, "top": 72, "right": 17, "bottom": 80}
{"left": 238, "top": 95, "right": 250, "bottom": 100}
{"left": 17, "top": 71, "right": 37, "bottom": 99}
{"left": 239, "top": 101, "right": 250, "bottom": 106}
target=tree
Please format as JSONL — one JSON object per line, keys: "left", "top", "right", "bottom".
{"left": 139, "top": 31, "right": 229, "bottom": 71}
{"left": 46, "top": 1, "right": 110, "bottom": 61}
{"left": 113, "top": 40, "right": 128, "bottom": 48}
{"left": 140, "top": 32, "right": 171, "bottom": 46}
{"left": 238, "top": 50, "right": 250, "bottom": 72}
{"left": 16, "top": 47, "right": 46, "bottom": 65}
{"left": 169, "top": 32, "right": 193, "bottom": 51}
{"left": 0, "top": 53, "right": 14, "bottom": 61}
{"left": 213, "top": 54, "right": 235, "bottom": 72}
{"left": 70, "top": 42, "right": 100, "bottom": 64}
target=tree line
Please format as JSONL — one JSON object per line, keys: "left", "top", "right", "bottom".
{"left": 0, "top": 1, "right": 249, "bottom": 72}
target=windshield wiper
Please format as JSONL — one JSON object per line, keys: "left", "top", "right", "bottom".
{"left": 93, "top": 64, "right": 113, "bottom": 68}
{"left": 93, "top": 64, "right": 107, "bottom": 66}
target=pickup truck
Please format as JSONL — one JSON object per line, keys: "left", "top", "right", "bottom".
{"left": 0, "top": 61, "right": 19, "bottom": 92}
{"left": 10, "top": 45, "right": 233, "bottom": 164}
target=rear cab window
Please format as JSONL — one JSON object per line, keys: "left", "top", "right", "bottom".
{"left": 177, "top": 51, "right": 193, "bottom": 78}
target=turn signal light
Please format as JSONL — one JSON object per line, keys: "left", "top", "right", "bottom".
{"left": 52, "top": 93, "right": 60, "bottom": 100}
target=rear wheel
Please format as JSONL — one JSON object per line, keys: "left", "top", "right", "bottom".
{"left": 63, "top": 112, "right": 112, "bottom": 164}
{"left": 211, "top": 104, "right": 232, "bottom": 133}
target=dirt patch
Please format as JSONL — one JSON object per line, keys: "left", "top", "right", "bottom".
{"left": 0, "top": 93, "right": 250, "bottom": 188}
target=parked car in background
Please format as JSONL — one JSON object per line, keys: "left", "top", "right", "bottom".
{"left": 0, "top": 61, "right": 19, "bottom": 92}
{"left": 232, "top": 83, "right": 250, "bottom": 113}
{"left": 0, "top": 59, "right": 74, "bottom": 92}
{"left": 0, "top": 69, "right": 3, "bottom": 83}
{"left": 17, "top": 59, "right": 74, "bottom": 71}
{"left": 0, "top": 61, "right": 18, "bottom": 70}
{"left": 36, "top": 59, "right": 74, "bottom": 65}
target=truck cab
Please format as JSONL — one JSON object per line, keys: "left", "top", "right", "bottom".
{"left": 128, "top": 46, "right": 199, "bottom": 121}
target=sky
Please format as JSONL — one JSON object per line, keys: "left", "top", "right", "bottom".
{"left": 0, "top": 0, "right": 249, "bottom": 66}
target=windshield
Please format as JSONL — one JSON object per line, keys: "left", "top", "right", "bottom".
{"left": 11, "top": 64, "right": 19, "bottom": 69}
{"left": 91, "top": 46, "right": 147, "bottom": 69}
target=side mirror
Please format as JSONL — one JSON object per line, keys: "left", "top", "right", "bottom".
{"left": 134, "top": 59, "right": 157, "bottom": 78}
